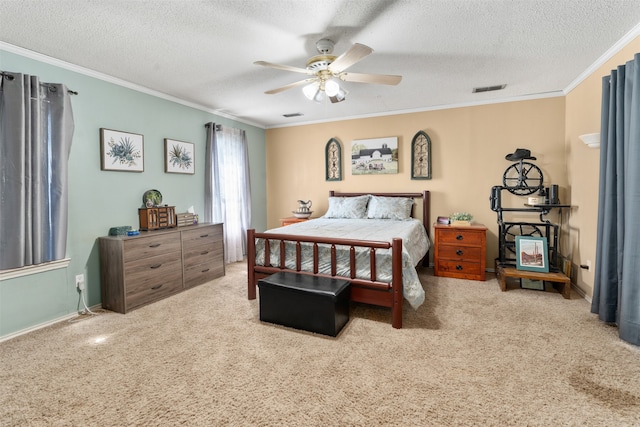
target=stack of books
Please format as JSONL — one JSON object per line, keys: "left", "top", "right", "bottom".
{"left": 177, "top": 212, "right": 197, "bottom": 227}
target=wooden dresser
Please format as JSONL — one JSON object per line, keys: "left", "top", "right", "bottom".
{"left": 99, "top": 223, "right": 224, "bottom": 313}
{"left": 433, "top": 223, "right": 487, "bottom": 281}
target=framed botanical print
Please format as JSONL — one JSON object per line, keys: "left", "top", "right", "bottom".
{"left": 100, "top": 128, "right": 144, "bottom": 172}
{"left": 411, "top": 130, "right": 431, "bottom": 179}
{"left": 164, "top": 139, "right": 195, "bottom": 174}
{"left": 325, "top": 138, "right": 342, "bottom": 181}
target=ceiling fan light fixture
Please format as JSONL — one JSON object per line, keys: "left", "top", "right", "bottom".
{"left": 329, "top": 88, "right": 347, "bottom": 103}
{"left": 302, "top": 82, "right": 320, "bottom": 100}
{"left": 325, "top": 79, "right": 340, "bottom": 97}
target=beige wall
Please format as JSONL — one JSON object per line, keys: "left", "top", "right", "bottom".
{"left": 266, "top": 97, "right": 567, "bottom": 268}
{"left": 565, "top": 34, "right": 640, "bottom": 299}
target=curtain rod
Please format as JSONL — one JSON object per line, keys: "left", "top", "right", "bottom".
{"left": 1, "top": 71, "right": 78, "bottom": 95}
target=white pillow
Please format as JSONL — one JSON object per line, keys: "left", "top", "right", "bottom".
{"left": 323, "top": 195, "right": 370, "bottom": 219}
{"left": 367, "top": 196, "right": 414, "bottom": 220}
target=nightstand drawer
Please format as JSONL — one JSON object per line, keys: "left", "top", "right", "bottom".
{"left": 436, "top": 229, "right": 484, "bottom": 246}
{"left": 437, "top": 245, "right": 483, "bottom": 261}
{"left": 435, "top": 260, "right": 484, "bottom": 278}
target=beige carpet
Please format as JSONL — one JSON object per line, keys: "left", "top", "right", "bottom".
{"left": 1, "top": 262, "right": 639, "bottom": 426}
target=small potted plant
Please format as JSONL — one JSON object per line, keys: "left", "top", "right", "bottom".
{"left": 449, "top": 212, "right": 473, "bottom": 226}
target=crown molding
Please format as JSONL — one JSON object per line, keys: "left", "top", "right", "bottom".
{"left": 0, "top": 42, "right": 265, "bottom": 129}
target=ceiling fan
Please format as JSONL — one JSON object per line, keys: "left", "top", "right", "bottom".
{"left": 254, "top": 39, "right": 402, "bottom": 103}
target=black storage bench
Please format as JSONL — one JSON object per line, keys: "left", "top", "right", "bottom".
{"left": 258, "top": 272, "right": 351, "bottom": 337}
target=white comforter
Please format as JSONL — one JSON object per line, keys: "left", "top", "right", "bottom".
{"left": 255, "top": 218, "right": 430, "bottom": 309}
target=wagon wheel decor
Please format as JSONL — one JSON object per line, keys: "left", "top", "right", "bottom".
{"left": 503, "top": 223, "right": 544, "bottom": 254}
{"left": 502, "top": 160, "right": 544, "bottom": 195}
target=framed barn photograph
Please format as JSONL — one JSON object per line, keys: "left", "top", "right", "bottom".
{"left": 100, "top": 128, "right": 144, "bottom": 172}
{"left": 351, "top": 136, "right": 398, "bottom": 175}
{"left": 515, "top": 236, "right": 549, "bottom": 272}
{"left": 164, "top": 139, "right": 195, "bottom": 174}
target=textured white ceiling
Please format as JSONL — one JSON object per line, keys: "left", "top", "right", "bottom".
{"left": 1, "top": 0, "right": 640, "bottom": 128}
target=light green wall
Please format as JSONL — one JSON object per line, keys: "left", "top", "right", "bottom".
{"left": 0, "top": 49, "right": 267, "bottom": 339}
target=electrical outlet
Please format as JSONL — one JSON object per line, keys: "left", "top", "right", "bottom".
{"left": 76, "top": 274, "right": 85, "bottom": 290}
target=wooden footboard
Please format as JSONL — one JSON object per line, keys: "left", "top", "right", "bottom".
{"left": 247, "top": 229, "right": 404, "bottom": 328}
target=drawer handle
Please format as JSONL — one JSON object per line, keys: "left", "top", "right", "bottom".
{"left": 200, "top": 234, "right": 209, "bottom": 238}
{"left": 456, "top": 249, "right": 464, "bottom": 256}
{"left": 456, "top": 235, "right": 463, "bottom": 240}
{"left": 456, "top": 265, "right": 463, "bottom": 270}
{"left": 201, "top": 268, "right": 210, "bottom": 273}
{"left": 200, "top": 251, "right": 209, "bottom": 255}
{"left": 150, "top": 264, "right": 162, "bottom": 269}
{"left": 151, "top": 284, "right": 163, "bottom": 290}
{"left": 149, "top": 243, "right": 161, "bottom": 248}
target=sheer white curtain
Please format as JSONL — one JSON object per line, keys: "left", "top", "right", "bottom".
{"left": 204, "top": 123, "right": 251, "bottom": 263}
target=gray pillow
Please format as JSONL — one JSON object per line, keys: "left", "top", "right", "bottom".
{"left": 367, "top": 196, "right": 414, "bottom": 220}
{"left": 323, "top": 195, "right": 370, "bottom": 219}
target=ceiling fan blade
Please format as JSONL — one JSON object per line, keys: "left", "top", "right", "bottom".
{"left": 328, "top": 43, "right": 373, "bottom": 73}
{"left": 254, "top": 61, "right": 313, "bottom": 75}
{"left": 340, "top": 72, "right": 402, "bottom": 85}
{"left": 264, "top": 78, "right": 317, "bottom": 95}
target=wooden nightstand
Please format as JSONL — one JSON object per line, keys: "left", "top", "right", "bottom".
{"left": 280, "top": 217, "right": 312, "bottom": 226}
{"left": 434, "top": 223, "right": 487, "bottom": 281}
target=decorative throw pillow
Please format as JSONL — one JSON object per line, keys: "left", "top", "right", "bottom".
{"left": 323, "top": 195, "right": 370, "bottom": 219}
{"left": 367, "top": 196, "right": 414, "bottom": 220}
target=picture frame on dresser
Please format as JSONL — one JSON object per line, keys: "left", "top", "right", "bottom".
{"left": 515, "top": 235, "right": 549, "bottom": 273}
{"left": 164, "top": 138, "right": 195, "bottom": 174}
{"left": 100, "top": 128, "right": 144, "bottom": 172}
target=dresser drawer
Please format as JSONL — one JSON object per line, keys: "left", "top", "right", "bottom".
{"left": 184, "top": 261, "right": 225, "bottom": 288}
{"left": 437, "top": 245, "right": 483, "bottom": 261}
{"left": 124, "top": 253, "right": 183, "bottom": 310}
{"left": 435, "top": 259, "right": 483, "bottom": 278}
{"left": 436, "top": 229, "right": 484, "bottom": 246}
{"left": 183, "top": 242, "right": 223, "bottom": 268}
{"left": 181, "top": 225, "right": 222, "bottom": 247}
{"left": 123, "top": 234, "right": 181, "bottom": 262}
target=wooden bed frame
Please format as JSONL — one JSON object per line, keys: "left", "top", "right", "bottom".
{"left": 247, "top": 190, "right": 430, "bottom": 329}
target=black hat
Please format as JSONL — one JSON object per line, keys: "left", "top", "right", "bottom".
{"left": 505, "top": 148, "right": 536, "bottom": 161}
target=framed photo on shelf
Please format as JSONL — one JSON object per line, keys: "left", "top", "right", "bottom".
{"left": 164, "top": 139, "right": 195, "bottom": 174}
{"left": 100, "top": 128, "right": 144, "bottom": 172}
{"left": 515, "top": 236, "right": 549, "bottom": 272}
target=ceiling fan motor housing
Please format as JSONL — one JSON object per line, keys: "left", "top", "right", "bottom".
{"left": 315, "top": 38, "right": 335, "bottom": 54}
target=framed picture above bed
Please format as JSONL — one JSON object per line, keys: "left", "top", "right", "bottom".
{"left": 351, "top": 136, "right": 398, "bottom": 175}
{"left": 325, "top": 137, "right": 342, "bottom": 181}
{"left": 411, "top": 130, "right": 432, "bottom": 180}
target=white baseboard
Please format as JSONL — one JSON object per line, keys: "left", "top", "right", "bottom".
{"left": 0, "top": 304, "right": 102, "bottom": 343}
